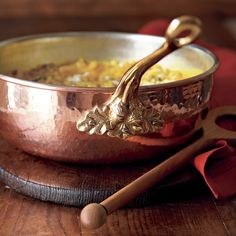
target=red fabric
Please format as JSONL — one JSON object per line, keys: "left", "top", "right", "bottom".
{"left": 139, "top": 20, "right": 236, "bottom": 199}
{"left": 193, "top": 140, "right": 236, "bottom": 199}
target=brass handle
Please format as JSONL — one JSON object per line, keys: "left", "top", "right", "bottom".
{"left": 77, "top": 15, "right": 202, "bottom": 139}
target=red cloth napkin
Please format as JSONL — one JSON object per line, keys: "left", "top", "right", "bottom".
{"left": 139, "top": 20, "right": 236, "bottom": 199}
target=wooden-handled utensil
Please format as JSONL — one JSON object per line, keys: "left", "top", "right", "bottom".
{"left": 80, "top": 106, "right": 236, "bottom": 230}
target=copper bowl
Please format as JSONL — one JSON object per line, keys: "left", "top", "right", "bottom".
{"left": 0, "top": 32, "right": 218, "bottom": 164}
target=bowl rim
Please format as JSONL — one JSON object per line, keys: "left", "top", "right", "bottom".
{"left": 0, "top": 31, "right": 219, "bottom": 93}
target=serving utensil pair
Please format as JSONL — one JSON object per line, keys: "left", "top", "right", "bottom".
{"left": 79, "top": 16, "right": 236, "bottom": 229}
{"left": 80, "top": 106, "right": 236, "bottom": 230}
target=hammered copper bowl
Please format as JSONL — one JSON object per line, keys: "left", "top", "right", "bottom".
{"left": 0, "top": 32, "right": 218, "bottom": 164}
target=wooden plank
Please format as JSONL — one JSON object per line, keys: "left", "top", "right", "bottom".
{"left": 211, "top": 196, "right": 236, "bottom": 235}
{"left": 0, "top": 17, "right": 152, "bottom": 40}
{"left": 0, "top": 0, "right": 235, "bottom": 18}
{"left": 0, "top": 182, "right": 234, "bottom": 235}
{"left": 0, "top": 16, "right": 235, "bottom": 50}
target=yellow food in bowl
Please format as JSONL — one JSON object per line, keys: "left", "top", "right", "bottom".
{"left": 11, "top": 59, "right": 203, "bottom": 87}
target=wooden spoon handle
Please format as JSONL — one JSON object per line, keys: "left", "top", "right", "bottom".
{"left": 80, "top": 137, "right": 212, "bottom": 230}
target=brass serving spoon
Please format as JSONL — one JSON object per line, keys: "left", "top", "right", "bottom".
{"left": 77, "top": 15, "right": 202, "bottom": 139}
{"left": 80, "top": 105, "right": 236, "bottom": 230}
{"left": 79, "top": 15, "right": 204, "bottom": 229}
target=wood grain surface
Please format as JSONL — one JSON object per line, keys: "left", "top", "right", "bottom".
{"left": 0, "top": 0, "right": 235, "bottom": 18}
{"left": 0, "top": 182, "right": 236, "bottom": 235}
{"left": 2, "top": 135, "right": 236, "bottom": 235}
{"left": 0, "top": 0, "right": 235, "bottom": 49}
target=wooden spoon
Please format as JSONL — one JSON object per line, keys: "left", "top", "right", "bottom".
{"left": 80, "top": 106, "right": 236, "bottom": 230}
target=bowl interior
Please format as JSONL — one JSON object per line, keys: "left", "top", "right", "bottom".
{"left": 0, "top": 32, "right": 216, "bottom": 79}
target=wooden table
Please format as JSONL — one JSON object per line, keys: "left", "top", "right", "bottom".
{"left": 0, "top": 182, "right": 235, "bottom": 235}
{"left": 0, "top": 8, "right": 236, "bottom": 235}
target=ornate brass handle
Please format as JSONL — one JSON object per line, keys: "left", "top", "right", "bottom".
{"left": 77, "top": 15, "right": 202, "bottom": 139}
